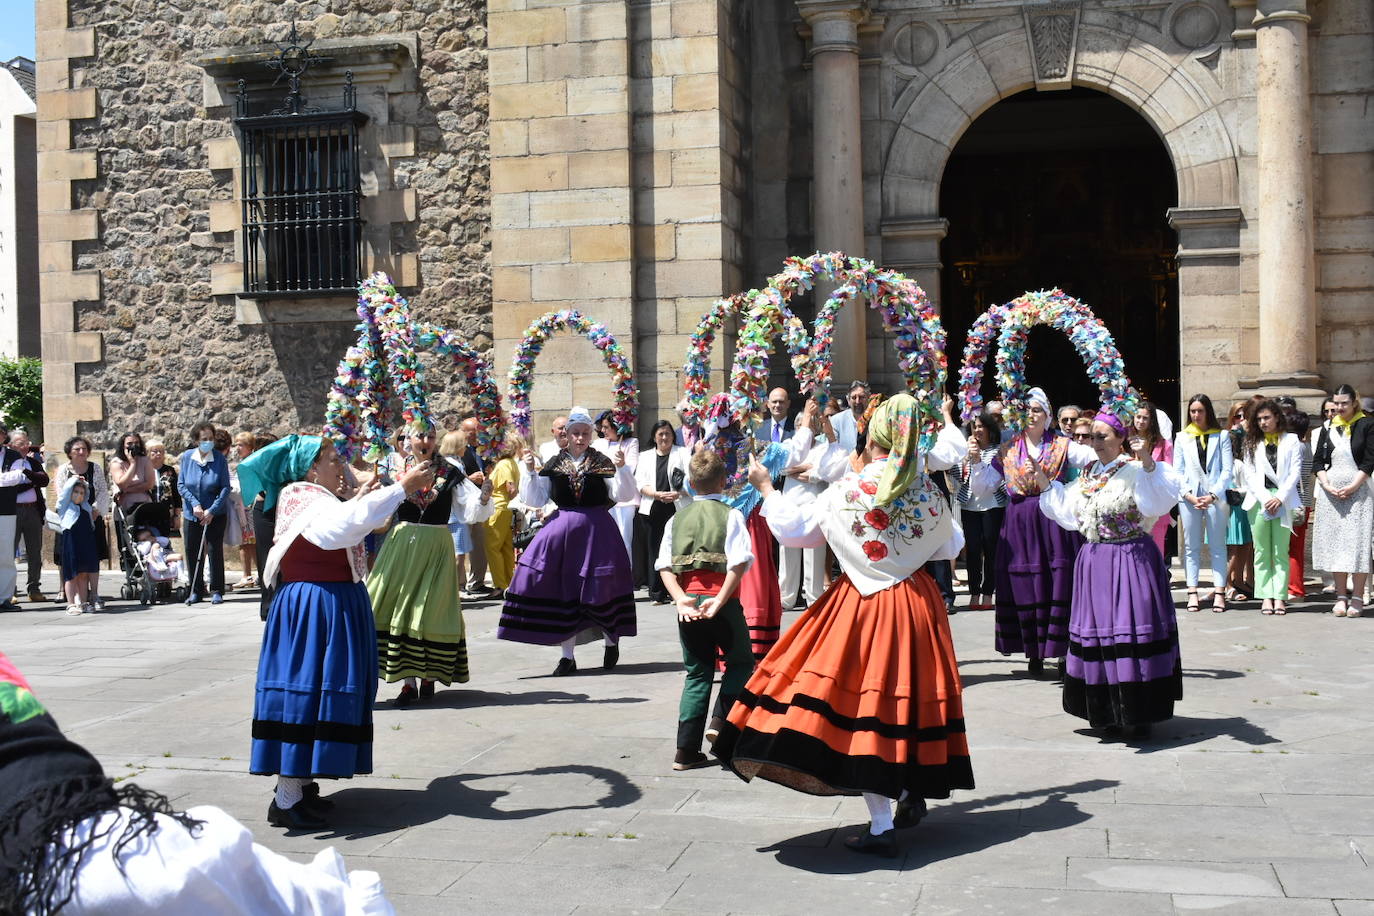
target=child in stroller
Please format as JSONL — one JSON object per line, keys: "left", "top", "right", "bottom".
{"left": 115, "top": 502, "right": 187, "bottom": 604}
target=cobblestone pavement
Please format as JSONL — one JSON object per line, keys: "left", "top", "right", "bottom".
{"left": 3, "top": 569, "right": 1372, "bottom": 915}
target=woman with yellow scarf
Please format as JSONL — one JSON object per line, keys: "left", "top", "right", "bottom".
{"left": 1172, "top": 394, "right": 1233, "bottom": 612}
{"left": 1312, "top": 384, "right": 1374, "bottom": 617}
{"left": 1235, "top": 400, "right": 1304, "bottom": 615}
{"left": 720, "top": 394, "right": 974, "bottom": 858}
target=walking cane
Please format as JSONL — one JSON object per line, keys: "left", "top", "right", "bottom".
{"left": 189, "top": 518, "right": 210, "bottom": 598}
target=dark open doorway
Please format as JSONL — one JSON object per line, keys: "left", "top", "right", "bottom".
{"left": 940, "top": 87, "right": 1179, "bottom": 420}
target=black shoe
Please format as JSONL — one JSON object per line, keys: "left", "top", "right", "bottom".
{"left": 419, "top": 679, "right": 436, "bottom": 701}
{"left": 673, "top": 748, "right": 711, "bottom": 771}
{"left": 267, "top": 799, "right": 328, "bottom": 830}
{"left": 704, "top": 716, "right": 726, "bottom": 744}
{"left": 603, "top": 644, "right": 619, "bottom": 670}
{"left": 893, "top": 796, "right": 928, "bottom": 829}
{"left": 946, "top": 602, "right": 958, "bottom": 616}
{"left": 553, "top": 657, "right": 577, "bottom": 677}
{"left": 1027, "top": 658, "right": 1044, "bottom": 678}
{"left": 0, "top": 600, "right": 19, "bottom": 612}
{"left": 394, "top": 684, "right": 418, "bottom": 707}
{"left": 301, "top": 782, "right": 335, "bottom": 811}
{"left": 844, "top": 827, "right": 898, "bottom": 858}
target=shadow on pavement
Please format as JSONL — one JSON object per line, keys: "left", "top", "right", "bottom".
{"left": 515, "top": 661, "right": 684, "bottom": 679}
{"left": 415, "top": 688, "right": 649, "bottom": 709}
{"left": 1182, "top": 667, "right": 1245, "bottom": 680}
{"left": 319, "top": 763, "right": 643, "bottom": 839}
{"left": 1132, "top": 714, "right": 1279, "bottom": 752}
{"left": 760, "top": 779, "right": 1119, "bottom": 875}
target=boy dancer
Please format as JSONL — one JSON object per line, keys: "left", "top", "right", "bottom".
{"left": 656, "top": 451, "right": 754, "bottom": 770}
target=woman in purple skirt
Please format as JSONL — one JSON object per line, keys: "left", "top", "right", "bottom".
{"left": 993, "top": 388, "right": 1096, "bottom": 677}
{"left": 498, "top": 406, "right": 638, "bottom": 675}
{"left": 1034, "top": 411, "right": 1184, "bottom": 738}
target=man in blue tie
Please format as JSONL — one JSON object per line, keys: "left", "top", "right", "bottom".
{"left": 758, "top": 388, "right": 794, "bottom": 444}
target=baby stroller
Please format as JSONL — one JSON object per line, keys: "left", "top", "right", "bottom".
{"left": 115, "top": 502, "right": 189, "bottom": 606}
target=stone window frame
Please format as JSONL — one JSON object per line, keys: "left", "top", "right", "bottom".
{"left": 193, "top": 35, "right": 422, "bottom": 325}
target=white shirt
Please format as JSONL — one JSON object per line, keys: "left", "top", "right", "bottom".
{"left": 830, "top": 408, "right": 859, "bottom": 453}
{"left": 519, "top": 453, "right": 637, "bottom": 506}
{"left": 1039, "top": 460, "right": 1181, "bottom": 539}
{"left": 592, "top": 437, "right": 640, "bottom": 508}
{"left": 654, "top": 493, "right": 754, "bottom": 572}
{"left": 537, "top": 439, "right": 562, "bottom": 465}
{"left": 262, "top": 482, "right": 408, "bottom": 586}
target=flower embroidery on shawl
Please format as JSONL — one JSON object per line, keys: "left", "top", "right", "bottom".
{"left": 839, "top": 460, "right": 946, "bottom": 555}
{"left": 864, "top": 508, "right": 890, "bottom": 530}
{"left": 862, "top": 540, "right": 889, "bottom": 561}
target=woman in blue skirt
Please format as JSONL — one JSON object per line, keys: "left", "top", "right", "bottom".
{"left": 240, "top": 435, "right": 432, "bottom": 830}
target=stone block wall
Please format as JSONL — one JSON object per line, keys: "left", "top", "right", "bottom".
{"left": 1311, "top": 0, "right": 1374, "bottom": 393}
{"left": 39, "top": 0, "right": 490, "bottom": 449}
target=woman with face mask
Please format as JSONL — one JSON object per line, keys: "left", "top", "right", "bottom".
{"left": 991, "top": 388, "right": 1097, "bottom": 678}
{"left": 177, "top": 421, "right": 232, "bottom": 605}
{"left": 1034, "top": 412, "right": 1183, "bottom": 737}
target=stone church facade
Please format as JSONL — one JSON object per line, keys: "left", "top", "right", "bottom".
{"left": 33, "top": 0, "right": 1373, "bottom": 448}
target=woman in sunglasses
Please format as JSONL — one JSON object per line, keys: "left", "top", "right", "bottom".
{"left": 1033, "top": 411, "right": 1182, "bottom": 738}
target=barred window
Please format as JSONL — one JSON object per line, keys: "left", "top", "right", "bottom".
{"left": 235, "top": 105, "right": 368, "bottom": 298}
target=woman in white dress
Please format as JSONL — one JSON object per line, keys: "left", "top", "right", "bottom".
{"left": 1312, "top": 384, "right": 1374, "bottom": 617}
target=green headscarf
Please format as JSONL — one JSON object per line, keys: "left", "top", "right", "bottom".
{"left": 868, "top": 393, "right": 922, "bottom": 506}
{"left": 236, "top": 435, "right": 324, "bottom": 512}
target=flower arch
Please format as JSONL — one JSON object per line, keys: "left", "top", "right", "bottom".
{"left": 991, "top": 289, "right": 1138, "bottom": 432}
{"left": 507, "top": 309, "right": 638, "bottom": 440}
{"left": 323, "top": 273, "right": 505, "bottom": 463}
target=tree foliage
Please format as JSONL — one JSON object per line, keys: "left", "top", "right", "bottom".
{"left": 0, "top": 357, "right": 42, "bottom": 432}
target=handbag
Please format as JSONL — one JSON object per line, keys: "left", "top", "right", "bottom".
{"left": 670, "top": 468, "right": 685, "bottom": 491}
{"left": 1225, "top": 489, "right": 1244, "bottom": 507}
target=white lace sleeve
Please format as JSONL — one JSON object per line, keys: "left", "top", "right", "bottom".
{"left": 1136, "top": 462, "right": 1183, "bottom": 518}
{"left": 1038, "top": 480, "right": 1081, "bottom": 532}
{"left": 302, "top": 484, "right": 407, "bottom": 551}
{"left": 451, "top": 478, "right": 495, "bottom": 525}
{"left": 759, "top": 490, "right": 827, "bottom": 548}
{"left": 519, "top": 470, "right": 550, "bottom": 507}
{"left": 814, "top": 440, "right": 852, "bottom": 483}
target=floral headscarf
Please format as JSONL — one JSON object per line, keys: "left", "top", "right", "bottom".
{"left": 867, "top": 393, "right": 923, "bottom": 506}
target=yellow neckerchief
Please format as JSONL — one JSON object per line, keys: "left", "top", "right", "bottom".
{"left": 1263, "top": 432, "right": 1279, "bottom": 446}
{"left": 1331, "top": 410, "right": 1367, "bottom": 435}
{"left": 1184, "top": 423, "right": 1220, "bottom": 438}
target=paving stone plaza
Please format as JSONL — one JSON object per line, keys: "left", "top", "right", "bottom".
{"left": 3, "top": 568, "right": 1372, "bottom": 914}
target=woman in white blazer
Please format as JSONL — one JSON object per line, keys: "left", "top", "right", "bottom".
{"left": 635, "top": 420, "right": 693, "bottom": 603}
{"left": 1173, "top": 394, "right": 1234, "bottom": 613}
{"left": 1235, "top": 399, "right": 1303, "bottom": 615}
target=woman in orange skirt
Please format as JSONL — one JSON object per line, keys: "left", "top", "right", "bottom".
{"left": 718, "top": 393, "right": 974, "bottom": 857}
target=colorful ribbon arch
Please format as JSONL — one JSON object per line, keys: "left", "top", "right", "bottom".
{"left": 323, "top": 273, "right": 505, "bottom": 463}
{"left": 957, "top": 301, "right": 1014, "bottom": 423}
{"left": 507, "top": 309, "right": 638, "bottom": 440}
{"left": 727, "top": 252, "right": 947, "bottom": 449}
{"left": 990, "top": 289, "right": 1138, "bottom": 432}
{"left": 680, "top": 292, "right": 751, "bottom": 430}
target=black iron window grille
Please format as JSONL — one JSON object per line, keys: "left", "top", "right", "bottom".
{"left": 233, "top": 27, "right": 370, "bottom": 298}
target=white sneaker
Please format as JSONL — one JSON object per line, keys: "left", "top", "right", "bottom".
{"left": 65, "top": 604, "right": 83, "bottom": 616}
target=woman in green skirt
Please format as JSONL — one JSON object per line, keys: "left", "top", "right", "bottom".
{"left": 370, "top": 426, "right": 493, "bottom": 706}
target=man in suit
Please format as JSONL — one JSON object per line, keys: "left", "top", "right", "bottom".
{"left": 7, "top": 430, "right": 48, "bottom": 604}
{"left": 828, "top": 380, "right": 870, "bottom": 453}
{"left": 757, "top": 389, "right": 794, "bottom": 445}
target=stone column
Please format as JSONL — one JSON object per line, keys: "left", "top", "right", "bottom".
{"left": 1250, "top": 0, "right": 1324, "bottom": 400}
{"left": 798, "top": 0, "right": 870, "bottom": 387}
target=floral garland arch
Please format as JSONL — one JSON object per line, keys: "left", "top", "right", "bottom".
{"left": 991, "top": 289, "right": 1138, "bottom": 433}
{"left": 323, "top": 273, "right": 505, "bottom": 463}
{"left": 729, "top": 252, "right": 947, "bottom": 449}
{"left": 956, "top": 302, "right": 1014, "bottom": 423}
{"left": 507, "top": 309, "right": 638, "bottom": 440}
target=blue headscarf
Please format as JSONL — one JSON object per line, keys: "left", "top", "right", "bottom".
{"left": 235, "top": 435, "right": 325, "bottom": 512}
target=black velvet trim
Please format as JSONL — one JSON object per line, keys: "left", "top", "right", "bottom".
{"left": 737, "top": 687, "right": 967, "bottom": 743}
{"left": 713, "top": 724, "right": 975, "bottom": 800}
{"left": 1061, "top": 662, "right": 1184, "bottom": 728}
{"left": 1068, "top": 633, "right": 1178, "bottom": 663}
{"left": 500, "top": 592, "right": 636, "bottom": 613}
{"left": 251, "top": 719, "right": 373, "bottom": 745}
{"left": 376, "top": 630, "right": 468, "bottom": 652}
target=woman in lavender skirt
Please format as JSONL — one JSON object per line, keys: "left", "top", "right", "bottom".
{"left": 1034, "top": 411, "right": 1184, "bottom": 738}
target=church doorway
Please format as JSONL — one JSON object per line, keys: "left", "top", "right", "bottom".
{"left": 939, "top": 87, "right": 1180, "bottom": 419}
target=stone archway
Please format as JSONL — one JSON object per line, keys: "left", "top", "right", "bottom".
{"left": 876, "top": 1, "right": 1245, "bottom": 414}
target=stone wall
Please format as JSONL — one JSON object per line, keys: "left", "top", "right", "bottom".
{"left": 40, "top": 0, "right": 490, "bottom": 449}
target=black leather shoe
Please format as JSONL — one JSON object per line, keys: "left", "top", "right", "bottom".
{"left": 673, "top": 748, "right": 711, "bottom": 770}
{"left": 894, "top": 796, "right": 928, "bottom": 829}
{"left": 844, "top": 827, "right": 898, "bottom": 858}
{"left": 394, "top": 684, "right": 418, "bottom": 707}
{"left": 419, "top": 679, "right": 436, "bottom": 700}
{"left": 603, "top": 644, "right": 619, "bottom": 670}
{"left": 1027, "top": 658, "right": 1044, "bottom": 678}
{"left": 0, "top": 601, "right": 20, "bottom": 612}
{"left": 553, "top": 657, "right": 577, "bottom": 677}
{"left": 267, "top": 800, "right": 327, "bottom": 830}
{"left": 302, "top": 782, "right": 335, "bottom": 811}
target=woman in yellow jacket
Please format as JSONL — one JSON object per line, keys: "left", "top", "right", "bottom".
{"left": 484, "top": 433, "right": 525, "bottom": 595}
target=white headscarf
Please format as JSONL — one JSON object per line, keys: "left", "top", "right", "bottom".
{"left": 1027, "top": 387, "right": 1052, "bottom": 417}
{"left": 567, "top": 406, "right": 594, "bottom": 430}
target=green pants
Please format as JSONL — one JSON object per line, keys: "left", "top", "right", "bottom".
{"left": 677, "top": 595, "right": 753, "bottom": 751}
{"left": 1248, "top": 493, "right": 1291, "bottom": 601}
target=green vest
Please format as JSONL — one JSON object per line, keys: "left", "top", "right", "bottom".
{"left": 670, "top": 498, "right": 731, "bottom": 575}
